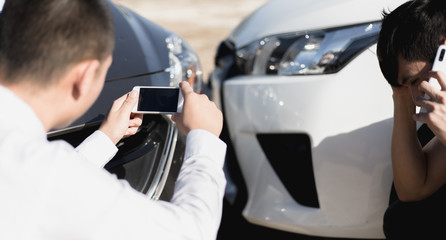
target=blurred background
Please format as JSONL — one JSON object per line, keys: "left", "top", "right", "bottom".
{"left": 113, "top": 0, "right": 268, "bottom": 82}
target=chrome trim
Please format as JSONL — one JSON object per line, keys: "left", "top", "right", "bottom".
{"left": 47, "top": 124, "right": 88, "bottom": 138}
{"left": 147, "top": 114, "right": 178, "bottom": 200}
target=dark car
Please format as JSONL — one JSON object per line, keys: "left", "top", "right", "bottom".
{"left": 47, "top": 0, "right": 203, "bottom": 200}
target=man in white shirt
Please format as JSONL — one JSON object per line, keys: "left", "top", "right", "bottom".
{"left": 0, "top": 0, "right": 226, "bottom": 239}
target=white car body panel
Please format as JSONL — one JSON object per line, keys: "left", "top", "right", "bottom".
{"left": 214, "top": 0, "right": 410, "bottom": 238}
{"left": 223, "top": 46, "right": 394, "bottom": 238}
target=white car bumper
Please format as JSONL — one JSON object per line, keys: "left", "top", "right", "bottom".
{"left": 218, "top": 46, "right": 394, "bottom": 239}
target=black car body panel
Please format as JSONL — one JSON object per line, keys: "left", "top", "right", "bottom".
{"left": 107, "top": 3, "right": 170, "bottom": 81}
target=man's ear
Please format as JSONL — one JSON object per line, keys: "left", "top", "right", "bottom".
{"left": 71, "top": 59, "right": 100, "bottom": 100}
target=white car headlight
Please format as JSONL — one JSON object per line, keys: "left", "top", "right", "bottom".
{"left": 166, "top": 34, "right": 203, "bottom": 92}
{"left": 235, "top": 21, "right": 381, "bottom": 76}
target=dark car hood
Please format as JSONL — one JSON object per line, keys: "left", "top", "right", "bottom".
{"left": 106, "top": 2, "right": 171, "bottom": 81}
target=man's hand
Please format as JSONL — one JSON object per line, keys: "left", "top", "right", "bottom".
{"left": 99, "top": 90, "right": 143, "bottom": 145}
{"left": 171, "top": 81, "right": 223, "bottom": 137}
{"left": 413, "top": 71, "right": 446, "bottom": 145}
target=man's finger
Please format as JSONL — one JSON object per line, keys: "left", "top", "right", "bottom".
{"left": 180, "top": 81, "right": 194, "bottom": 97}
{"left": 129, "top": 114, "right": 143, "bottom": 127}
{"left": 125, "top": 127, "right": 139, "bottom": 137}
{"left": 120, "top": 90, "right": 138, "bottom": 113}
{"left": 413, "top": 112, "right": 428, "bottom": 123}
{"left": 415, "top": 95, "right": 433, "bottom": 111}
{"left": 419, "top": 80, "right": 439, "bottom": 100}
{"left": 171, "top": 113, "right": 178, "bottom": 122}
{"left": 111, "top": 93, "right": 128, "bottom": 111}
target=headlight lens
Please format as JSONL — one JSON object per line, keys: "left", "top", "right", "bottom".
{"left": 235, "top": 22, "right": 381, "bottom": 76}
{"left": 166, "top": 34, "right": 203, "bottom": 92}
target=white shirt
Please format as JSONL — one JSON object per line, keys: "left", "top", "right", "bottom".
{"left": 0, "top": 86, "right": 227, "bottom": 240}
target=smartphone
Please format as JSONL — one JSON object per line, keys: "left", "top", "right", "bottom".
{"left": 132, "top": 86, "right": 183, "bottom": 114}
{"left": 428, "top": 45, "right": 446, "bottom": 91}
{"left": 420, "top": 45, "right": 446, "bottom": 113}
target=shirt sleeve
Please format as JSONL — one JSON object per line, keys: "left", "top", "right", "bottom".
{"left": 75, "top": 130, "right": 118, "bottom": 168}
{"left": 169, "top": 129, "right": 227, "bottom": 239}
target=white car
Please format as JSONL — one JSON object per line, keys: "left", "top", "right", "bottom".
{"left": 210, "top": 0, "right": 410, "bottom": 238}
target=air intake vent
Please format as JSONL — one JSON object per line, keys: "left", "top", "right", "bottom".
{"left": 257, "top": 133, "right": 319, "bottom": 208}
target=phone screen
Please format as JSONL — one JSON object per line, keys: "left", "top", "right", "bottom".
{"left": 137, "top": 87, "right": 179, "bottom": 112}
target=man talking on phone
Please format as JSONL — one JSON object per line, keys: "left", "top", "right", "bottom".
{"left": 377, "top": 0, "right": 446, "bottom": 238}
{"left": 0, "top": 0, "right": 226, "bottom": 239}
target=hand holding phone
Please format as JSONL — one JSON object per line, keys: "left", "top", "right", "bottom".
{"left": 171, "top": 81, "right": 223, "bottom": 137}
{"left": 100, "top": 90, "right": 143, "bottom": 145}
{"left": 428, "top": 45, "right": 445, "bottom": 91}
{"left": 420, "top": 45, "right": 446, "bottom": 112}
{"left": 132, "top": 86, "right": 183, "bottom": 114}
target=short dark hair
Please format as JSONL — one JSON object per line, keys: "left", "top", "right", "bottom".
{"left": 377, "top": 0, "right": 446, "bottom": 86}
{"left": 0, "top": 0, "right": 115, "bottom": 86}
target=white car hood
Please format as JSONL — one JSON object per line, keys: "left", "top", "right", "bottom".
{"left": 229, "top": 0, "right": 407, "bottom": 48}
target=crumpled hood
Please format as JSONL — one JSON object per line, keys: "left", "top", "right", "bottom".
{"left": 229, "top": 0, "right": 407, "bottom": 48}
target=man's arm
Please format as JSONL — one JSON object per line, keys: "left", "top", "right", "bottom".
{"left": 167, "top": 81, "right": 226, "bottom": 239}
{"left": 75, "top": 130, "right": 118, "bottom": 167}
{"left": 391, "top": 86, "right": 428, "bottom": 201}
{"left": 406, "top": 71, "right": 446, "bottom": 200}
{"left": 101, "top": 81, "right": 225, "bottom": 239}
{"left": 47, "top": 81, "right": 226, "bottom": 240}
{"left": 168, "top": 129, "right": 226, "bottom": 239}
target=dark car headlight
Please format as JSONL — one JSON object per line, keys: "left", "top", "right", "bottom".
{"left": 235, "top": 21, "right": 381, "bottom": 76}
{"left": 166, "top": 34, "right": 203, "bottom": 92}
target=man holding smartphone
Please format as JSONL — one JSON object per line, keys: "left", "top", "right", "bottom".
{"left": 0, "top": 0, "right": 226, "bottom": 239}
{"left": 377, "top": 0, "right": 446, "bottom": 238}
